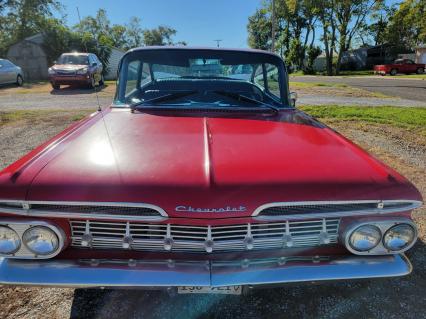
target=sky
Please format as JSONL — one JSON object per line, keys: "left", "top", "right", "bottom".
{"left": 57, "top": 0, "right": 262, "bottom": 48}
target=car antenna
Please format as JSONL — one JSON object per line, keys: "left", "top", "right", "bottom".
{"left": 76, "top": 7, "right": 103, "bottom": 112}
{"left": 76, "top": 8, "right": 121, "bottom": 178}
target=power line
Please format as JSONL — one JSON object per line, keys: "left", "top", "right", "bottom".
{"left": 214, "top": 39, "right": 222, "bottom": 48}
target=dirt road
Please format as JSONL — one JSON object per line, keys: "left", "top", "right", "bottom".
{"left": 290, "top": 75, "right": 426, "bottom": 103}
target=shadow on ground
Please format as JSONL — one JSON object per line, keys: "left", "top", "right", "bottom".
{"left": 69, "top": 241, "right": 426, "bottom": 319}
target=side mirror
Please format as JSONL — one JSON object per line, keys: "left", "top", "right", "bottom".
{"left": 53, "top": 60, "right": 56, "bottom": 64}
{"left": 289, "top": 92, "right": 298, "bottom": 107}
{"left": 92, "top": 62, "right": 97, "bottom": 67}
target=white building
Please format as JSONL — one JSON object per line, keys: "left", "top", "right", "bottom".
{"left": 415, "top": 45, "right": 426, "bottom": 64}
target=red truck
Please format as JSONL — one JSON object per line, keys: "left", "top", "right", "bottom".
{"left": 374, "top": 59, "right": 425, "bottom": 75}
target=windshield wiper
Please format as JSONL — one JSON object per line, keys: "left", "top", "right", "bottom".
{"left": 179, "top": 76, "right": 239, "bottom": 80}
{"left": 213, "top": 90, "right": 280, "bottom": 113}
{"left": 130, "top": 90, "right": 198, "bottom": 110}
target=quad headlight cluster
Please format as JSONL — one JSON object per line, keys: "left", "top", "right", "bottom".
{"left": 345, "top": 219, "right": 417, "bottom": 255}
{"left": 0, "top": 221, "right": 64, "bottom": 259}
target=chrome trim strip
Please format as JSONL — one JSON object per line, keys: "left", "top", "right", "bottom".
{"left": 0, "top": 254, "right": 412, "bottom": 288}
{"left": 0, "top": 200, "right": 168, "bottom": 221}
{"left": 0, "top": 219, "right": 65, "bottom": 259}
{"left": 252, "top": 200, "right": 423, "bottom": 221}
{"left": 343, "top": 218, "right": 418, "bottom": 255}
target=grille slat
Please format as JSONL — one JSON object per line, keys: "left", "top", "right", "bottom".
{"left": 70, "top": 218, "right": 340, "bottom": 253}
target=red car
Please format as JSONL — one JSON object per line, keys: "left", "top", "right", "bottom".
{"left": 48, "top": 52, "right": 104, "bottom": 89}
{"left": 374, "top": 59, "right": 425, "bottom": 75}
{"left": 0, "top": 48, "right": 422, "bottom": 294}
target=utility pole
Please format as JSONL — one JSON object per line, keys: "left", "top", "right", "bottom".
{"left": 214, "top": 39, "right": 222, "bottom": 48}
{"left": 271, "top": 0, "right": 276, "bottom": 52}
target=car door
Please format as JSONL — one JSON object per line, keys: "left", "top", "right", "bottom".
{"left": 0, "top": 60, "right": 15, "bottom": 84}
{"left": 0, "top": 60, "right": 6, "bottom": 84}
{"left": 404, "top": 60, "right": 416, "bottom": 73}
{"left": 88, "top": 55, "right": 98, "bottom": 82}
{"left": 94, "top": 55, "right": 103, "bottom": 80}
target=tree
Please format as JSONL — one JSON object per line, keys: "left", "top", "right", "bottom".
{"left": 383, "top": 0, "right": 426, "bottom": 51}
{"left": 247, "top": 0, "right": 319, "bottom": 71}
{"left": 333, "top": 0, "right": 383, "bottom": 74}
{"left": 0, "top": 0, "right": 61, "bottom": 55}
{"left": 124, "top": 17, "right": 144, "bottom": 49}
{"left": 304, "top": 46, "right": 322, "bottom": 74}
{"left": 143, "top": 25, "right": 178, "bottom": 46}
{"left": 247, "top": 8, "right": 272, "bottom": 50}
{"left": 9, "top": 0, "right": 61, "bottom": 40}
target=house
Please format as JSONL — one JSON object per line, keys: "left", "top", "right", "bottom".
{"left": 7, "top": 34, "right": 125, "bottom": 81}
{"left": 7, "top": 34, "right": 48, "bottom": 81}
{"left": 340, "top": 44, "right": 396, "bottom": 70}
{"left": 415, "top": 45, "right": 426, "bottom": 64}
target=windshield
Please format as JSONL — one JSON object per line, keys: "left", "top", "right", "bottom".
{"left": 114, "top": 49, "right": 290, "bottom": 109}
{"left": 57, "top": 54, "right": 89, "bottom": 65}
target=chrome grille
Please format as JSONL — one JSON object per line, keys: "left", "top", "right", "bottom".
{"left": 30, "top": 204, "right": 161, "bottom": 217}
{"left": 254, "top": 200, "right": 419, "bottom": 219}
{"left": 70, "top": 218, "right": 340, "bottom": 253}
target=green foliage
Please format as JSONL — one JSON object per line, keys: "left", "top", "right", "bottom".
{"left": 300, "top": 105, "right": 426, "bottom": 131}
{"left": 143, "top": 26, "right": 178, "bottom": 46}
{"left": 285, "top": 38, "right": 301, "bottom": 68}
{"left": 0, "top": 0, "right": 61, "bottom": 55}
{"left": 303, "top": 46, "right": 322, "bottom": 74}
{"left": 1, "top": 4, "right": 185, "bottom": 59}
{"left": 247, "top": 8, "right": 271, "bottom": 50}
{"left": 383, "top": 0, "right": 426, "bottom": 51}
{"left": 41, "top": 18, "right": 112, "bottom": 75}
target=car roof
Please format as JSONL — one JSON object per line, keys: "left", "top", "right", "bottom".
{"left": 127, "top": 46, "right": 282, "bottom": 59}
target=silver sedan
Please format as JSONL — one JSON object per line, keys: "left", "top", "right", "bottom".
{"left": 0, "top": 59, "right": 24, "bottom": 86}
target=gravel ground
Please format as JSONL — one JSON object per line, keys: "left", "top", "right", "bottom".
{"left": 0, "top": 111, "right": 425, "bottom": 319}
{"left": 0, "top": 84, "right": 112, "bottom": 110}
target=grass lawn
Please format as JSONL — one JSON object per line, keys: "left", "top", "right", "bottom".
{"left": 0, "top": 109, "right": 93, "bottom": 126}
{"left": 289, "top": 81, "right": 349, "bottom": 88}
{"left": 299, "top": 105, "right": 426, "bottom": 136}
{"left": 289, "top": 81, "right": 390, "bottom": 98}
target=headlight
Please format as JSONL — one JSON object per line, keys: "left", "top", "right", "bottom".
{"left": 383, "top": 224, "right": 416, "bottom": 251}
{"left": 48, "top": 68, "right": 56, "bottom": 75}
{"left": 348, "top": 225, "right": 381, "bottom": 252}
{"left": 23, "top": 226, "right": 59, "bottom": 256}
{"left": 0, "top": 226, "right": 21, "bottom": 254}
{"left": 76, "top": 67, "right": 88, "bottom": 75}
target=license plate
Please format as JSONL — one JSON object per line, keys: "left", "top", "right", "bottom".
{"left": 177, "top": 285, "right": 242, "bottom": 295}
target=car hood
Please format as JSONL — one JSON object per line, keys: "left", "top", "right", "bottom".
{"left": 3, "top": 109, "right": 421, "bottom": 218}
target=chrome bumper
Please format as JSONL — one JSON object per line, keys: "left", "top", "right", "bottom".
{"left": 0, "top": 255, "right": 412, "bottom": 288}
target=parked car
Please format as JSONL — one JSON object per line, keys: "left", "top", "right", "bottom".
{"left": 0, "top": 59, "right": 24, "bottom": 86}
{"left": 48, "top": 52, "right": 104, "bottom": 89}
{"left": 374, "top": 59, "right": 425, "bottom": 75}
{"left": 0, "top": 47, "right": 422, "bottom": 294}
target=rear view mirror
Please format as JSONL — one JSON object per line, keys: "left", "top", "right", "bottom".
{"left": 289, "top": 92, "right": 298, "bottom": 107}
